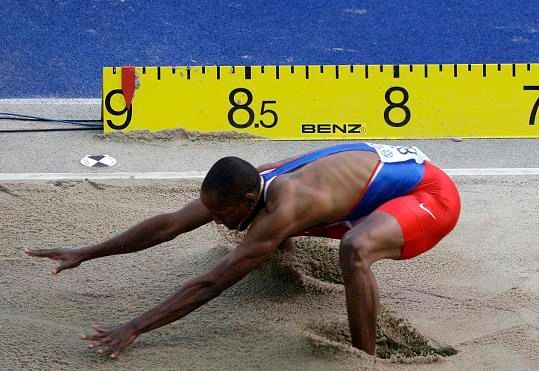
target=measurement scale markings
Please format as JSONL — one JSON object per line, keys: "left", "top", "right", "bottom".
{"left": 102, "top": 63, "right": 539, "bottom": 138}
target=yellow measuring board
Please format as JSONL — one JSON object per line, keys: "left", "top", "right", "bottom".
{"left": 102, "top": 63, "right": 539, "bottom": 139}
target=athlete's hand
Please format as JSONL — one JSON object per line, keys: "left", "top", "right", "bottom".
{"left": 81, "top": 323, "right": 139, "bottom": 359}
{"left": 24, "top": 247, "right": 85, "bottom": 274}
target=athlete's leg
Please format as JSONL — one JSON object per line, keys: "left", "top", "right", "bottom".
{"left": 339, "top": 211, "right": 403, "bottom": 354}
{"left": 339, "top": 162, "right": 460, "bottom": 354}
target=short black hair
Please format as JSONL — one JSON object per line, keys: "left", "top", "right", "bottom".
{"left": 201, "top": 156, "right": 260, "bottom": 203}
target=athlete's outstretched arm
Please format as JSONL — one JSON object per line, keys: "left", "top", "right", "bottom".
{"left": 25, "top": 198, "right": 213, "bottom": 274}
{"left": 81, "top": 207, "right": 293, "bottom": 358}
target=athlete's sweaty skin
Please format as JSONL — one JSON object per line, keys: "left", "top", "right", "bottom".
{"left": 25, "top": 150, "right": 409, "bottom": 358}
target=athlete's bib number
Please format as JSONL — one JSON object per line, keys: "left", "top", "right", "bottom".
{"left": 366, "top": 143, "right": 429, "bottom": 164}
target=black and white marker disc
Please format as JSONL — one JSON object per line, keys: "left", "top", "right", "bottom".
{"left": 80, "top": 155, "right": 117, "bottom": 168}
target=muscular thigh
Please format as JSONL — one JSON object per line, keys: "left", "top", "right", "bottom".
{"left": 345, "top": 211, "right": 405, "bottom": 262}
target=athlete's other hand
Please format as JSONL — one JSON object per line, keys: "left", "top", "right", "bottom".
{"left": 82, "top": 323, "right": 139, "bottom": 359}
{"left": 24, "top": 247, "right": 84, "bottom": 274}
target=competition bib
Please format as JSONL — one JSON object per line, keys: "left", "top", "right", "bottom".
{"left": 366, "top": 143, "right": 430, "bottom": 164}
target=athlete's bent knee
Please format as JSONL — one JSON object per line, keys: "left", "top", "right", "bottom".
{"left": 339, "top": 232, "right": 375, "bottom": 273}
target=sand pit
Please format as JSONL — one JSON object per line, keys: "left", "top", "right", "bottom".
{"left": 0, "top": 178, "right": 537, "bottom": 370}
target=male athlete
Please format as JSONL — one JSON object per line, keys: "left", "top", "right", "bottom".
{"left": 26, "top": 142, "right": 460, "bottom": 358}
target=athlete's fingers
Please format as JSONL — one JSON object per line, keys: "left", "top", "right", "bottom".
{"left": 93, "top": 340, "right": 113, "bottom": 355}
{"left": 24, "top": 248, "right": 57, "bottom": 258}
{"left": 49, "top": 260, "right": 62, "bottom": 275}
{"left": 96, "top": 347, "right": 109, "bottom": 354}
{"left": 92, "top": 324, "right": 108, "bottom": 333}
{"left": 110, "top": 343, "right": 127, "bottom": 359}
{"left": 81, "top": 324, "right": 109, "bottom": 341}
{"left": 81, "top": 332, "right": 106, "bottom": 341}
{"left": 51, "top": 267, "right": 62, "bottom": 275}
{"left": 90, "top": 342, "right": 105, "bottom": 354}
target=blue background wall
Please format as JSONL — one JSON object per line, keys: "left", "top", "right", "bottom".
{"left": 1, "top": 0, "right": 538, "bottom": 97}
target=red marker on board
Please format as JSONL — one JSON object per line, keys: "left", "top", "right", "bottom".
{"left": 121, "top": 66, "right": 136, "bottom": 108}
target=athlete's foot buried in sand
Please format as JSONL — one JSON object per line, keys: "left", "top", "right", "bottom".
{"left": 306, "top": 313, "right": 458, "bottom": 361}
{"left": 26, "top": 142, "right": 460, "bottom": 358}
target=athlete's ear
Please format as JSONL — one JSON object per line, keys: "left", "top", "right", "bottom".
{"left": 244, "top": 192, "right": 257, "bottom": 209}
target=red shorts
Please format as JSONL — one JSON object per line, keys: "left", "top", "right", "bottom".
{"left": 296, "top": 162, "right": 461, "bottom": 260}
{"left": 377, "top": 162, "right": 461, "bottom": 259}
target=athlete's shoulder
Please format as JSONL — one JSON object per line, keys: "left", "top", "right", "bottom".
{"left": 244, "top": 178, "right": 300, "bottom": 236}
{"left": 265, "top": 175, "right": 296, "bottom": 203}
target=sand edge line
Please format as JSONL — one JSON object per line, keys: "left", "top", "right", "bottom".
{"left": 1, "top": 168, "right": 539, "bottom": 181}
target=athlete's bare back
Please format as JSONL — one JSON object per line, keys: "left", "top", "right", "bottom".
{"left": 264, "top": 151, "right": 380, "bottom": 232}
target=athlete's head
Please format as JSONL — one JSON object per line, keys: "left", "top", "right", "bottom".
{"left": 200, "top": 156, "right": 261, "bottom": 230}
